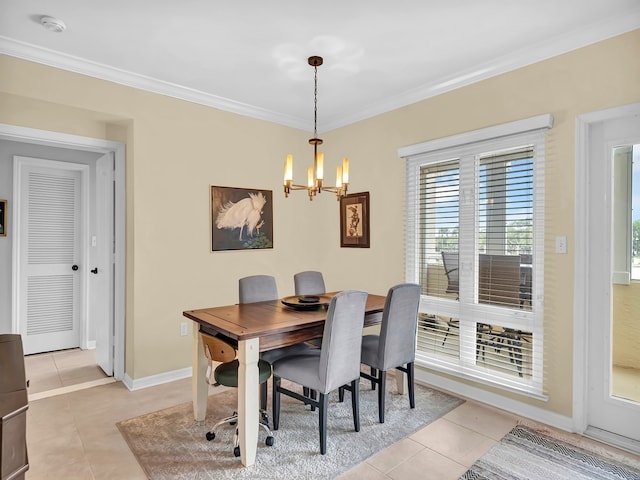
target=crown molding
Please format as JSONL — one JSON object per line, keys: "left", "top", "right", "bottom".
{"left": 0, "top": 35, "right": 308, "bottom": 131}
{"left": 2, "top": 11, "right": 638, "bottom": 133}
{"left": 322, "top": 14, "right": 640, "bottom": 132}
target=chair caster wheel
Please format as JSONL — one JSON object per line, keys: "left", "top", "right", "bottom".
{"left": 266, "top": 436, "right": 275, "bottom": 447}
{"left": 205, "top": 431, "right": 215, "bottom": 441}
{"left": 234, "top": 446, "right": 241, "bottom": 457}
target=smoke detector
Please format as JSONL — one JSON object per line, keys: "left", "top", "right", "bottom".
{"left": 40, "top": 16, "right": 66, "bottom": 33}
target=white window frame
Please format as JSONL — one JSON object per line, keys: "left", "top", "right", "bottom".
{"left": 399, "top": 114, "right": 553, "bottom": 397}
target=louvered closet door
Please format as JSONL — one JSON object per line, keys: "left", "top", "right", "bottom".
{"left": 19, "top": 162, "right": 82, "bottom": 355}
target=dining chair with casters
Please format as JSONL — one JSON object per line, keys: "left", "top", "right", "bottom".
{"left": 441, "top": 251, "right": 460, "bottom": 346}
{"left": 271, "top": 290, "right": 368, "bottom": 454}
{"left": 239, "top": 275, "right": 313, "bottom": 409}
{"left": 200, "top": 332, "right": 275, "bottom": 457}
{"left": 358, "top": 283, "right": 421, "bottom": 423}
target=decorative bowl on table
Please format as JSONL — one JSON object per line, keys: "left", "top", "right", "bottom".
{"left": 281, "top": 294, "right": 332, "bottom": 310}
{"left": 298, "top": 295, "right": 320, "bottom": 303}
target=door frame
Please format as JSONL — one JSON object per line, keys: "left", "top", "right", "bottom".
{"left": 574, "top": 102, "right": 640, "bottom": 453}
{"left": 0, "top": 123, "right": 126, "bottom": 381}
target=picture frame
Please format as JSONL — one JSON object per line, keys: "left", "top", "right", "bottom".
{"left": 0, "top": 200, "right": 6, "bottom": 237}
{"left": 340, "top": 192, "right": 370, "bottom": 248}
{"left": 210, "top": 186, "right": 273, "bottom": 251}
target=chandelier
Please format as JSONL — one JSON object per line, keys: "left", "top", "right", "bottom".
{"left": 283, "top": 56, "right": 349, "bottom": 201}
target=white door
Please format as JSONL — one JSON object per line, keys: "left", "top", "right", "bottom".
{"left": 93, "top": 153, "right": 114, "bottom": 375}
{"left": 15, "top": 157, "right": 88, "bottom": 355}
{"left": 586, "top": 113, "right": 640, "bottom": 447}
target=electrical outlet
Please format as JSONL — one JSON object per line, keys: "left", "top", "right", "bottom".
{"left": 180, "top": 322, "right": 188, "bottom": 336}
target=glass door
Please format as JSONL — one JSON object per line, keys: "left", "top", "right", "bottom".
{"left": 586, "top": 115, "right": 640, "bottom": 447}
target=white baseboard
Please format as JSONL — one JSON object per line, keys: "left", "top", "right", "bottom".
{"left": 415, "top": 369, "right": 575, "bottom": 432}
{"left": 122, "top": 367, "right": 193, "bottom": 391}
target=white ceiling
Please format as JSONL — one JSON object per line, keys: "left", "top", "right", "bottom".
{"left": 1, "top": 1, "right": 639, "bottom": 132}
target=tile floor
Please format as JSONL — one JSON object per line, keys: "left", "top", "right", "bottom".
{"left": 25, "top": 348, "right": 113, "bottom": 400}
{"left": 21, "top": 349, "right": 640, "bottom": 480}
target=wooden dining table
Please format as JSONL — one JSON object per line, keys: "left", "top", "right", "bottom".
{"left": 183, "top": 292, "right": 387, "bottom": 466}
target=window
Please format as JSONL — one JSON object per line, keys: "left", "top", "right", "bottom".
{"left": 613, "top": 144, "right": 640, "bottom": 283}
{"left": 400, "top": 115, "right": 552, "bottom": 396}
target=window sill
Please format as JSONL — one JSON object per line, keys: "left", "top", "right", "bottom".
{"left": 416, "top": 354, "right": 548, "bottom": 402}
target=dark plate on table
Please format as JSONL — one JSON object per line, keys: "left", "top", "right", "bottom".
{"left": 281, "top": 294, "right": 332, "bottom": 310}
{"left": 298, "top": 295, "right": 320, "bottom": 303}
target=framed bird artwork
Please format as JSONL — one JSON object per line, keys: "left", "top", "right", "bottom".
{"left": 210, "top": 186, "right": 273, "bottom": 251}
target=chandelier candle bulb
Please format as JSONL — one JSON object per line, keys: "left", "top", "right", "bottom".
{"left": 284, "top": 155, "right": 293, "bottom": 182}
{"left": 307, "top": 167, "right": 314, "bottom": 188}
{"left": 283, "top": 155, "right": 293, "bottom": 196}
{"left": 307, "top": 167, "right": 316, "bottom": 200}
{"left": 316, "top": 152, "right": 324, "bottom": 179}
{"left": 342, "top": 158, "right": 349, "bottom": 184}
{"left": 336, "top": 166, "right": 343, "bottom": 188}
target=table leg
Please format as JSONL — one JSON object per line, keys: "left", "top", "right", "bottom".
{"left": 238, "top": 337, "right": 259, "bottom": 467}
{"left": 396, "top": 366, "right": 408, "bottom": 394}
{"left": 192, "top": 323, "right": 208, "bottom": 421}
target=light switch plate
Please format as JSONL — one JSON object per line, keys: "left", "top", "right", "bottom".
{"left": 555, "top": 236, "right": 567, "bottom": 254}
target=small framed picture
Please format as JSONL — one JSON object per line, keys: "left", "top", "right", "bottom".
{"left": 340, "top": 192, "right": 370, "bottom": 248}
{"left": 210, "top": 186, "right": 273, "bottom": 251}
{"left": 0, "top": 200, "right": 6, "bottom": 237}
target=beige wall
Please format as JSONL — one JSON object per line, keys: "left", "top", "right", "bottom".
{"left": 1, "top": 29, "right": 639, "bottom": 418}
{"left": 323, "top": 29, "right": 640, "bottom": 417}
{"left": 0, "top": 55, "right": 398, "bottom": 380}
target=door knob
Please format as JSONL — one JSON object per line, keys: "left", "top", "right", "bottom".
{"left": 72, "top": 265, "right": 79, "bottom": 271}
{"left": 91, "top": 268, "right": 98, "bottom": 274}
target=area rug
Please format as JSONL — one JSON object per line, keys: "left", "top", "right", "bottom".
{"left": 117, "top": 380, "right": 463, "bottom": 479}
{"left": 460, "top": 424, "right": 640, "bottom": 480}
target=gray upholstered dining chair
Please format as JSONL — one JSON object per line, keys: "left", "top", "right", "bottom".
{"left": 271, "top": 290, "right": 368, "bottom": 455}
{"left": 294, "top": 270, "right": 326, "bottom": 349}
{"left": 239, "top": 275, "right": 312, "bottom": 408}
{"left": 294, "top": 270, "right": 326, "bottom": 296}
{"left": 359, "top": 283, "right": 421, "bottom": 423}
